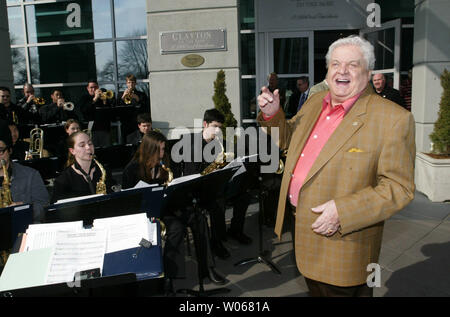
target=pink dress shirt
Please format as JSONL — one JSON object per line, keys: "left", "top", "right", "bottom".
{"left": 288, "top": 92, "right": 362, "bottom": 207}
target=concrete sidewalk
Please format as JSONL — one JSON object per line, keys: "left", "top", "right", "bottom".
{"left": 171, "top": 191, "right": 450, "bottom": 297}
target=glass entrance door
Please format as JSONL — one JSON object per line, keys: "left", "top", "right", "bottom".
{"left": 360, "top": 19, "right": 401, "bottom": 89}
{"left": 267, "top": 31, "right": 314, "bottom": 109}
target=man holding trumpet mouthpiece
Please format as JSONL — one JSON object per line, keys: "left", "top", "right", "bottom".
{"left": 257, "top": 35, "right": 415, "bottom": 297}
{"left": 39, "top": 89, "right": 79, "bottom": 124}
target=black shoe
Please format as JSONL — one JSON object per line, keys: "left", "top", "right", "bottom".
{"left": 211, "top": 241, "right": 230, "bottom": 260}
{"left": 227, "top": 230, "right": 252, "bottom": 245}
{"left": 207, "top": 267, "right": 227, "bottom": 285}
{"left": 163, "top": 278, "right": 175, "bottom": 296}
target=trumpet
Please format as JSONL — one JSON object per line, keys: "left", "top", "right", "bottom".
{"left": 123, "top": 89, "right": 134, "bottom": 105}
{"left": 100, "top": 90, "right": 114, "bottom": 101}
{"left": 62, "top": 101, "right": 74, "bottom": 111}
{"left": 33, "top": 97, "right": 46, "bottom": 105}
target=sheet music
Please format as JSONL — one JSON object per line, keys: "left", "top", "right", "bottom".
{"left": 46, "top": 229, "right": 107, "bottom": 285}
{"left": 55, "top": 193, "right": 103, "bottom": 204}
{"left": 93, "top": 213, "right": 156, "bottom": 253}
{"left": 122, "top": 180, "right": 158, "bottom": 191}
{"left": 168, "top": 173, "right": 201, "bottom": 186}
{"left": 24, "top": 221, "right": 84, "bottom": 251}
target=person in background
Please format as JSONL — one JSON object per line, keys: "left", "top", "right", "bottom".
{"left": 0, "top": 124, "right": 49, "bottom": 223}
{"left": 8, "top": 122, "right": 29, "bottom": 161}
{"left": 0, "top": 87, "right": 28, "bottom": 125}
{"left": 307, "top": 79, "right": 329, "bottom": 100}
{"left": 78, "top": 80, "right": 113, "bottom": 147}
{"left": 286, "top": 76, "right": 310, "bottom": 118}
{"left": 126, "top": 113, "right": 153, "bottom": 146}
{"left": 372, "top": 73, "right": 406, "bottom": 108}
{"left": 53, "top": 119, "right": 81, "bottom": 170}
{"left": 39, "top": 89, "right": 80, "bottom": 124}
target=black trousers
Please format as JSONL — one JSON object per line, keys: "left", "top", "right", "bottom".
{"left": 162, "top": 208, "right": 214, "bottom": 279}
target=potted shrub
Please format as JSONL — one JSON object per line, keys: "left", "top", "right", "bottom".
{"left": 415, "top": 69, "right": 450, "bottom": 202}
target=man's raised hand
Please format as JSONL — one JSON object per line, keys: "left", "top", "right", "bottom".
{"left": 257, "top": 86, "right": 280, "bottom": 117}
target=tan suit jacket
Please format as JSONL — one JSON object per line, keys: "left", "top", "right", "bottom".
{"left": 258, "top": 86, "right": 416, "bottom": 286}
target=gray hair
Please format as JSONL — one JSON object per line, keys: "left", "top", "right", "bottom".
{"left": 325, "top": 35, "right": 376, "bottom": 71}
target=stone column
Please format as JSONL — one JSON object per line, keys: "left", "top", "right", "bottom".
{"left": 0, "top": 2, "right": 14, "bottom": 91}
{"left": 412, "top": 0, "right": 450, "bottom": 153}
{"left": 146, "top": 0, "right": 240, "bottom": 137}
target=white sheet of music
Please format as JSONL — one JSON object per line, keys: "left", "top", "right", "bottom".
{"left": 93, "top": 213, "right": 156, "bottom": 253}
{"left": 55, "top": 193, "right": 103, "bottom": 204}
{"left": 168, "top": 173, "right": 201, "bottom": 186}
{"left": 46, "top": 229, "right": 107, "bottom": 285}
{"left": 24, "top": 221, "right": 84, "bottom": 252}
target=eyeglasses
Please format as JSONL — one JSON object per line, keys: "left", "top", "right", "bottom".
{"left": 0, "top": 147, "right": 9, "bottom": 154}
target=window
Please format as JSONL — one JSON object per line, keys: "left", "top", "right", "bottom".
{"left": 7, "top": 0, "right": 148, "bottom": 105}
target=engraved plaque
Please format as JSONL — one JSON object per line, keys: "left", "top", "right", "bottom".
{"left": 160, "top": 29, "right": 226, "bottom": 54}
{"left": 181, "top": 54, "right": 205, "bottom": 67}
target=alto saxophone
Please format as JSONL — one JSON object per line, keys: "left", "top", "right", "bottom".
{"left": 93, "top": 157, "right": 107, "bottom": 194}
{"left": 1, "top": 159, "right": 13, "bottom": 208}
{"left": 200, "top": 136, "right": 234, "bottom": 176}
{"left": 160, "top": 161, "right": 173, "bottom": 186}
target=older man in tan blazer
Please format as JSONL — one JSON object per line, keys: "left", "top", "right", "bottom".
{"left": 257, "top": 35, "right": 415, "bottom": 297}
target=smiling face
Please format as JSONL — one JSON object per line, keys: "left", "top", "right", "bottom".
{"left": 326, "top": 44, "right": 371, "bottom": 106}
{"left": 65, "top": 122, "right": 80, "bottom": 136}
{"left": 69, "top": 133, "right": 94, "bottom": 163}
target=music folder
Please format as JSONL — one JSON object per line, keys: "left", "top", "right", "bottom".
{"left": 102, "top": 245, "right": 163, "bottom": 280}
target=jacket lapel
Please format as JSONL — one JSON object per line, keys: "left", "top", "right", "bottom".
{"left": 301, "top": 88, "right": 371, "bottom": 187}
{"left": 285, "top": 97, "right": 323, "bottom": 174}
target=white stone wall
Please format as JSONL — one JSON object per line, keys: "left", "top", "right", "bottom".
{"left": 412, "top": 0, "right": 450, "bottom": 154}
{"left": 147, "top": 0, "right": 240, "bottom": 136}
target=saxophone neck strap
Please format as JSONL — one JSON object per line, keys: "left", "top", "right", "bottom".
{"left": 73, "top": 160, "right": 96, "bottom": 194}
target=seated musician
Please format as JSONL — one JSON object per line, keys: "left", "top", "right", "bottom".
{"left": 8, "top": 122, "right": 30, "bottom": 161}
{"left": 0, "top": 125, "right": 49, "bottom": 223}
{"left": 51, "top": 131, "right": 115, "bottom": 203}
{"left": 121, "top": 131, "right": 226, "bottom": 294}
{"left": 125, "top": 113, "right": 153, "bottom": 146}
{"left": 39, "top": 89, "right": 80, "bottom": 124}
{"left": 176, "top": 109, "right": 252, "bottom": 260}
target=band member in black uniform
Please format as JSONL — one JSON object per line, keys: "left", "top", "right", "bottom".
{"left": 125, "top": 113, "right": 153, "bottom": 146}
{"left": 122, "top": 130, "right": 226, "bottom": 294}
{"left": 118, "top": 74, "right": 149, "bottom": 139}
{"left": 51, "top": 131, "right": 114, "bottom": 203}
{"left": 78, "top": 80, "right": 114, "bottom": 147}
{"left": 0, "top": 87, "right": 28, "bottom": 125}
{"left": 8, "top": 122, "right": 29, "bottom": 161}
{"left": 39, "top": 89, "right": 80, "bottom": 124}
{"left": 175, "top": 109, "right": 252, "bottom": 261}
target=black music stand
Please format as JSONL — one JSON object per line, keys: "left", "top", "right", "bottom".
{"left": 234, "top": 160, "right": 281, "bottom": 275}
{"left": 0, "top": 204, "right": 33, "bottom": 252}
{"left": 165, "top": 167, "right": 239, "bottom": 297}
{"left": 45, "top": 186, "right": 164, "bottom": 226}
